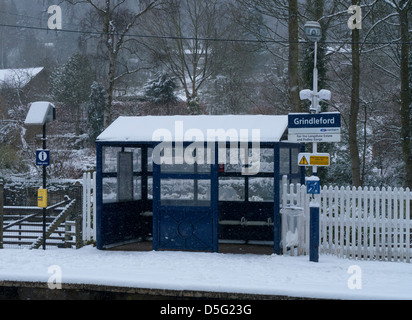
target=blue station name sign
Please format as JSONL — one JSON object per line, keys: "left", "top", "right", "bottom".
{"left": 289, "top": 113, "right": 341, "bottom": 128}
{"left": 288, "top": 113, "right": 341, "bottom": 143}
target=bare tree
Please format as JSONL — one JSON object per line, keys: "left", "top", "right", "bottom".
{"left": 394, "top": 0, "right": 412, "bottom": 188}
{"left": 142, "top": 0, "right": 221, "bottom": 114}
{"left": 322, "top": 0, "right": 404, "bottom": 186}
{"left": 235, "top": 0, "right": 301, "bottom": 112}
{"left": 369, "top": 0, "right": 412, "bottom": 187}
{"left": 288, "top": 0, "right": 301, "bottom": 112}
{"left": 66, "top": 0, "right": 160, "bottom": 127}
{"left": 349, "top": 0, "right": 362, "bottom": 187}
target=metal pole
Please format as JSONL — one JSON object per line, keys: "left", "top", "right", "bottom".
{"left": 310, "top": 40, "right": 320, "bottom": 263}
{"left": 42, "top": 124, "right": 47, "bottom": 250}
{"left": 312, "top": 41, "right": 319, "bottom": 177}
{"left": 310, "top": 204, "right": 320, "bottom": 262}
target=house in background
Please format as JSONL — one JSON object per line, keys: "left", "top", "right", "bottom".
{"left": 0, "top": 67, "right": 49, "bottom": 119}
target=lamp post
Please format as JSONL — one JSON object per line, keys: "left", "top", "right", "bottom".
{"left": 304, "top": 21, "right": 322, "bottom": 176}
{"left": 25, "top": 102, "right": 56, "bottom": 250}
{"left": 303, "top": 21, "right": 323, "bottom": 263}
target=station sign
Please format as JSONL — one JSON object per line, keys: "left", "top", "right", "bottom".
{"left": 288, "top": 113, "right": 341, "bottom": 143}
{"left": 36, "top": 150, "right": 50, "bottom": 166}
{"left": 298, "top": 153, "right": 330, "bottom": 167}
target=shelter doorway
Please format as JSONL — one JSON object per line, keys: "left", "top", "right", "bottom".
{"left": 152, "top": 144, "right": 218, "bottom": 252}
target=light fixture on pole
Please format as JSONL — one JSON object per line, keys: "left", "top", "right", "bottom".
{"left": 299, "top": 89, "right": 331, "bottom": 113}
{"left": 303, "top": 21, "right": 323, "bottom": 114}
{"left": 304, "top": 21, "right": 322, "bottom": 43}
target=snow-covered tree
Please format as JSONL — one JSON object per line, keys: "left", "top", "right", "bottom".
{"left": 87, "top": 82, "right": 106, "bottom": 142}
{"left": 50, "top": 53, "right": 94, "bottom": 135}
{"left": 186, "top": 96, "right": 202, "bottom": 115}
{"left": 144, "top": 73, "right": 177, "bottom": 115}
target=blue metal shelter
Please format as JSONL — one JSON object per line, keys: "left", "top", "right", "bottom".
{"left": 95, "top": 115, "right": 304, "bottom": 254}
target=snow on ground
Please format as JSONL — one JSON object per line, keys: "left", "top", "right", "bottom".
{"left": 0, "top": 246, "right": 411, "bottom": 300}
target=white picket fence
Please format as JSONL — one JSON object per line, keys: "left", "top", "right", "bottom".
{"left": 80, "top": 172, "right": 411, "bottom": 262}
{"left": 282, "top": 176, "right": 412, "bottom": 263}
{"left": 82, "top": 172, "right": 96, "bottom": 242}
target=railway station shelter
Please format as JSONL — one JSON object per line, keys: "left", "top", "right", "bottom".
{"left": 95, "top": 115, "right": 304, "bottom": 254}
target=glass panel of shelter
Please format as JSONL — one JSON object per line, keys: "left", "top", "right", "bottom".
{"left": 101, "top": 144, "right": 302, "bottom": 205}
{"left": 278, "top": 145, "right": 305, "bottom": 205}
{"left": 158, "top": 144, "right": 212, "bottom": 207}
{"left": 160, "top": 179, "right": 211, "bottom": 207}
{"left": 218, "top": 146, "right": 275, "bottom": 203}
{"left": 159, "top": 144, "right": 211, "bottom": 174}
{"left": 280, "top": 145, "right": 302, "bottom": 183}
{"left": 147, "top": 148, "right": 153, "bottom": 199}
{"left": 217, "top": 144, "right": 303, "bottom": 203}
{"left": 102, "top": 146, "right": 143, "bottom": 204}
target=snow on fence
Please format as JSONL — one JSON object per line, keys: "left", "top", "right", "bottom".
{"left": 282, "top": 176, "right": 412, "bottom": 263}
{"left": 82, "top": 172, "right": 96, "bottom": 242}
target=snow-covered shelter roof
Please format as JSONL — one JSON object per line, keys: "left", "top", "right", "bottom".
{"left": 97, "top": 115, "right": 289, "bottom": 143}
{"left": 0, "top": 67, "right": 44, "bottom": 88}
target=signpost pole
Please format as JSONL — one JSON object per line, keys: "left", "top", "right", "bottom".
{"left": 310, "top": 202, "right": 320, "bottom": 262}
{"left": 42, "top": 124, "right": 47, "bottom": 250}
{"left": 309, "top": 38, "right": 320, "bottom": 262}
{"left": 24, "top": 102, "right": 56, "bottom": 251}
{"left": 305, "top": 22, "right": 323, "bottom": 262}
{"left": 312, "top": 40, "right": 320, "bottom": 176}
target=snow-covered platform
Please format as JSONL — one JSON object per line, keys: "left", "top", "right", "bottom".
{"left": 0, "top": 246, "right": 411, "bottom": 300}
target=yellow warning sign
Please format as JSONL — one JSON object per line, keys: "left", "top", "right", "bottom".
{"left": 299, "top": 156, "right": 309, "bottom": 166}
{"left": 298, "top": 153, "right": 330, "bottom": 167}
{"left": 310, "top": 156, "right": 330, "bottom": 166}
{"left": 38, "top": 189, "right": 48, "bottom": 208}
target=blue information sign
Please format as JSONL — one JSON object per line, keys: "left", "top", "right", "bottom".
{"left": 36, "top": 150, "right": 50, "bottom": 166}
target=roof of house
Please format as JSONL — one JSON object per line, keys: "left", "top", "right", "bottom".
{"left": 0, "top": 67, "right": 44, "bottom": 88}
{"left": 97, "top": 115, "right": 289, "bottom": 143}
